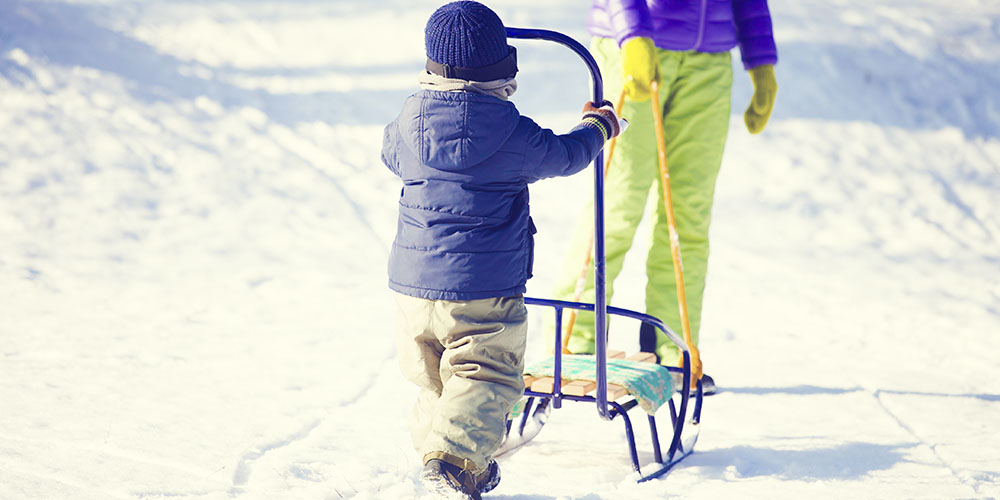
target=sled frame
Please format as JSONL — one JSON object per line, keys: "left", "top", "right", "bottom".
{"left": 521, "top": 298, "right": 704, "bottom": 481}
{"left": 505, "top": 28, "right": 705, "bottom": 481}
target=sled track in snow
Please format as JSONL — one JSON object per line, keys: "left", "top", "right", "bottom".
{"left": 868, "top": 389, "right": 985, "bottom": 495}
{"left": 227, "top": 354, "right": 397, "bottom": 492}
{"left": 268, "top": 126, "right": 391, "bottom": 257}
{"left": 230, "top": 418, "right": 325, "bottom": 490}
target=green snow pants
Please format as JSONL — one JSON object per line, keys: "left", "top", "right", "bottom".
{"left": 552, "top": 38, "right": 733, "bottom": 365}
{"left": 394, "top": 292, "right": 527, "bottom": 471}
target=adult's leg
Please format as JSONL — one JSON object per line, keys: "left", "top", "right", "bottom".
{"left": 645, "top": 51, "right": 733, "bottom": 365}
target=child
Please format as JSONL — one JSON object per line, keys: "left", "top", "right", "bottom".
{"left": 381, "top": 2, "right": 622, "bottom": 498}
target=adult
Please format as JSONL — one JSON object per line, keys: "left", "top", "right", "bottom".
{"left": 553, "top": 0, "right": 778, "bottom": 386}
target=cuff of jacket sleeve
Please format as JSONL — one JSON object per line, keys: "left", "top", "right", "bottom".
{"left": 580, "top": 116, "right": 610, "bottom": 142}
{"left": 617, "top": 31, "right": 654, "bottom": 48}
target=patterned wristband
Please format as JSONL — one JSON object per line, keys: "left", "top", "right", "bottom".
{"left": 581, "top": 115, "right": 610, "bottom": 142}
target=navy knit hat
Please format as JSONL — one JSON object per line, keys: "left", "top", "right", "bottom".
{"left": 424, "top": 1, "right": 518, "bottom": 81}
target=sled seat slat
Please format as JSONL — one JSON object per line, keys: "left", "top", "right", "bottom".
{"left": 529, "top": 377, "right": 631, "bottom": 400}
{"left": 524, "top": 351, "right": 660, "bottom": 402}
{"left": 626, "top": 351, "right": 656, "bottom": 363}
{"left": 523, "top": 352, "right": 673, "bottom": 414}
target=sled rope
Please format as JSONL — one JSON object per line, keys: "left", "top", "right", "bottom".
{"left": 650, "top": 79, "right": 703, "bottom": 388}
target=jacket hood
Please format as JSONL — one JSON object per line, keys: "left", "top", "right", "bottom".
{"left": 398, "top": 90, "right": 520, "bottom": 171}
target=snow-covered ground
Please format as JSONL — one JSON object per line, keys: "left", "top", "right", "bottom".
{"left": 2, "top": 0, "right": 998, "bottom": 498}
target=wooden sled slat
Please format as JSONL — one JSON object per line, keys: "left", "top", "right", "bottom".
{"left": 526, "top": 350, "right": 660, "bottom": 400}
{"left": 530, "top": 377, "right": 556, "bottom": 394}
{"left": 607, "top": 383, "right": 629, "bottom": 400}
{"left": 561, "top": 379, "right": 596, "bottom": 396}
{"left": 626, "top": 351, "right": 657, "bottom": 363}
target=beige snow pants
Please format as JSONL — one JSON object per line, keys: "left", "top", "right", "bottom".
{"left": 394, "top": 293, "right": 527, "bottom": 471}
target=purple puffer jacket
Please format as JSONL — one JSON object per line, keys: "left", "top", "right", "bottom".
{"left": 588, "top": 0, "right": 777, "bottom": 69}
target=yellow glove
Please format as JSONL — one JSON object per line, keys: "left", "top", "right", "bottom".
{"left": 621, "top": 37, "right": 658, "bottom": 102}
{"left": 744, "top": 64, "right": 777, "bottom": 134}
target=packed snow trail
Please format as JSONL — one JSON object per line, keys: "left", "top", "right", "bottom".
{"left": 1, "top": 0, "right": 998, "bottom": 499}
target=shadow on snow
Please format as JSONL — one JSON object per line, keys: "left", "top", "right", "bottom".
{"left": 690, "top": 441, "right": 915, "bottom": 480}
{"left": 722, "top": 385, "right": 1000, "bottom": 402}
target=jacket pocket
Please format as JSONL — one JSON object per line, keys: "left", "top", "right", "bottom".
{"left": 525, "top": 217, "right": 537, "bottom": 279}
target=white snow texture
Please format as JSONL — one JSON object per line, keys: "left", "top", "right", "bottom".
{"left": 1, "top": 0, "right": 998, "bottom": 499}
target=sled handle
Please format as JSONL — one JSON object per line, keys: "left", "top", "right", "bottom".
{"left": 561, "top": 88, "right": 627, "bottom": 354}
{"left": 505, "top": 28, "right": 604, "bottom": 107}
{"left": 505, "top": 27, "right": 612, "bottom": 420}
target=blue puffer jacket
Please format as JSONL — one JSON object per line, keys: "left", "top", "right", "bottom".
{"left": 382, "top": 90, "right": 604, "bottom": 300}
{"left": 588, "top": 0, "right": 778, "bottom": 69}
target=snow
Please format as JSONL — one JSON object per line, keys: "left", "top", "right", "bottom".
{"left": 1, "top": 0, "right": 998, "bottom": 498}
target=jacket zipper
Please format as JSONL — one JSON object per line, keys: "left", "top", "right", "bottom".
{"left": 692, "top": 0, "right": 708, "bottom": 51}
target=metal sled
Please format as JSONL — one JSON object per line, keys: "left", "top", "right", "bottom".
{"left": 503, "top": 27, "right": 705, "bottom": 482}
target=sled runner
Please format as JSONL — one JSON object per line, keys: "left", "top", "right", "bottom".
{"left": 500, "top": 27, "right": 705, "bottom": 482}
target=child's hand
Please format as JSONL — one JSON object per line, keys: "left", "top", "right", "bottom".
{"left": 581, "top": 101, "right": 627, "bottom": 141}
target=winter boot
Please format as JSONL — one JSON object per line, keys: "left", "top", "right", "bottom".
{"left": 475, "top": 458, "right": 500, "bottom": 494}
{"left": 670, "top": 371, "right": 716, "bottom": 396}
{"left": 640, "top": 322, "right": 716, "bottom": 395}
{"left": 699, "top": 373, "right": 716, "bottom": 395}
{"left": 421, "top": 455, "right": 482, "bottom": 500}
